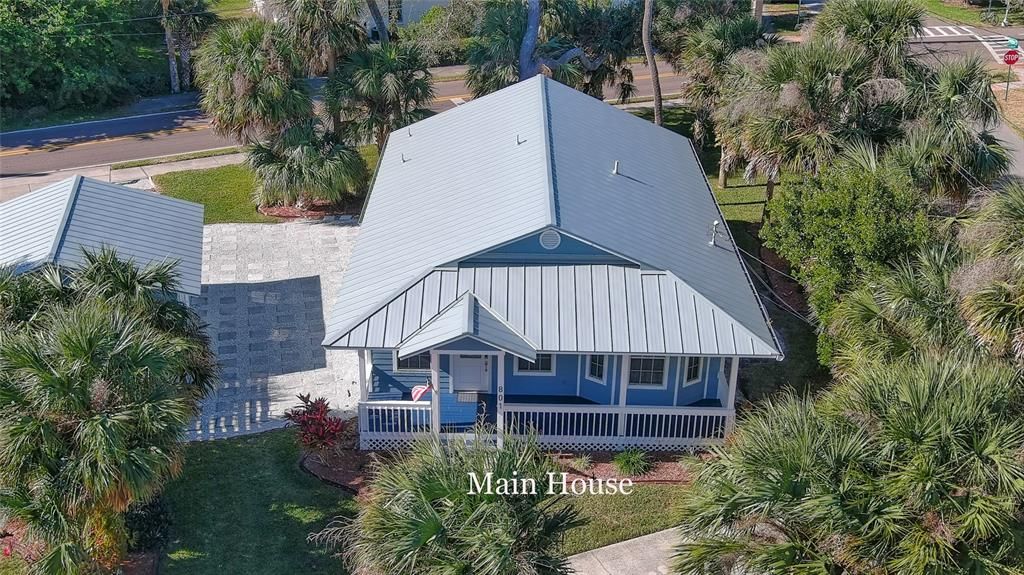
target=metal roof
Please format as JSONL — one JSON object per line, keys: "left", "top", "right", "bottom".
{"left": 334, "top": 265, "right": 779, "bottom": 357}
{"left": 398, "top": 292, "right": 537, "bottom": 360}
{"left": 323, "top": 75, "right": 781, "bottom": 358}
{"left": 0, "top": 176, "right": 205, "bottom": 295}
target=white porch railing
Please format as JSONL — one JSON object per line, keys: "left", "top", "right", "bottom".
{"left": 357, "top": 400, "right": 733, "bottom": 451}
{"left": 358, "top": 401, "right": 432, "bottom": 450}
{"left": 502, "top": 403, "right": 734, "bottom": 451}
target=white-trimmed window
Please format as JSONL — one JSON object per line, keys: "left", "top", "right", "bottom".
{"left": 394, "top": 351, "right": 431, "bottom": 371}
{"left": 586, "top": 355, "right": 607, "bottom": 384}
{"left": 683, "top": 357, "right": 703, "bottom": 385}
{"left": 515, "top": 354, "right": 555, "bottom": 375}
{"left": 628, "top": 356, "right": 668, "bottom": 388}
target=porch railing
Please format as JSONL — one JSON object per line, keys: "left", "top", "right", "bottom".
{"left": 357, "top": 401, "right": 733, "bottom": 451}
{"left": 502, "top": 403, "right": 733, "bottom": 451}
{"left": 358, "top": 401, "right": 432, "bottom": 450}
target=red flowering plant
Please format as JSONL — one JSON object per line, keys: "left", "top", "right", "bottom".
{"left": 284, "top": 394, "right": 345, "bottom": 463}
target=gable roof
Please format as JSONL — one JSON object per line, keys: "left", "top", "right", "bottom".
{"left": 397, "top": 292, "right": 537, "bottom": 361}
{"left": 323, "top": 76, "right": 781, "bottom": 358}
{"left": 0, "top": 176, "right": 205, "bottom": 295}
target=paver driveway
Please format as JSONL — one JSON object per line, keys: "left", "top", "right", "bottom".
{"left": 189, "top": 218, "right": 361, "bottom": 440}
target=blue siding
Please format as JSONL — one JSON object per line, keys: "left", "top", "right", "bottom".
{"left": 370, "top": 350, "right": 446, "bottom": 399}
{"left": 434, "top": 337, "right": 502, "bottom": 352}
{"left": 580, "top": 354, "right": 615, "bottom": 404}
{"left": 503, "top": 354, "right": 579, "bottom": 396}
{"left": 459, "top": 231, "right": 632, "bottom": 265}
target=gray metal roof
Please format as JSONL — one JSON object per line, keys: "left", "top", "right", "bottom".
{"left": 324, "top": 75, "right": 781, "bottom": 358}
{"left": 398, "top": 292, "right": 537, "bottom": 360}
{"left": 0, "top": 176, "right": 205, "bottom": 295}
{"left": 334, "top": 265, "right": 779, "bottom": 357}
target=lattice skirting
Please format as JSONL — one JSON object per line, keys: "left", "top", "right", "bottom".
{"left": 359, "top": 432, "right": 724, "bottom": 452}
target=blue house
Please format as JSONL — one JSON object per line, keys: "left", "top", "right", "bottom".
{"left": 323, "top": 76, "right": 782, "bottom": 451}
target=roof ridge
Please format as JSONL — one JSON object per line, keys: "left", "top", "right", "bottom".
{"left": 538, "top": 77, "right": 559, "bottom": 227}
{"left": 46, "top": 174, "right": 84, "bottom": 263}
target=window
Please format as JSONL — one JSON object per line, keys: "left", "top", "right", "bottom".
{"left": 684, "top": 357, "right": 703, "bottom": 385}
{"left": 515, "top": 354, "right": 554, "bottom": 375}
{"left": 395, "top": 351, "right": 431, "bottom": 371}
{"left": 628, "top": 356, "right": 667, "bottom": 388}
{"left": 388, "top": 0, "right": 402, "bottom": 22}
{"left": 586, "top": 355, "right": 606, "bottom": 383}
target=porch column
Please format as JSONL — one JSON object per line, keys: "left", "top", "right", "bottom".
{"left": 430, "top": 351, "right": 441, "bottom": 436}
{"left": 617, "top": 354, "right": 630, "bottom": 436}
{"left": 726, "top": 356, "right": 739, "bottom": 432}
{"left": 357, "top": 350, "right": 368, "bottom": 402}
{"left": 496, "top": 351, "right": 506, "bottom": 448}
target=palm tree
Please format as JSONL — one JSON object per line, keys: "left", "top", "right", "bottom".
{"left": 247, "top": 116, "right": 368, "bottom": 208}
{"left": 674, "top": 355, "right": 1024, "bottom": 574}
{"left": 642, "top": 0, "right": 662, "bottom": 125}
{"left": 169, "top": 0, "right": 217, "bottom": 92}
{"left": 280, "top": 0, "right": 365, "bottom": 76}
{"left": 194, "top": 18, "right": 311, "bottom": 144}
{"left": 159, "top": 0, "right": 181, "bottom": 94}
{"left": 814, "top": 0, "right": 924, "bottom": 77}
{"left": 0, "top": 250, "right": 215, "bottom": 574}
{"left": 312, "top": 428, "right": 583, "bottom": 574}
{"left": 323, "top": 42, "right": 434, "bottom": 151}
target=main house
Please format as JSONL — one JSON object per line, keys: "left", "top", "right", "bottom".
{"left": 323, "top": 76, "right": 782, "bottom": 451}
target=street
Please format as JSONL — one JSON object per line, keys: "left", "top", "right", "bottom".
{"left": 0, "top": 63, "right": 681, "bottom": 176}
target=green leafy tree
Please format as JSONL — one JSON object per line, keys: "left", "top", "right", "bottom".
{"left": 324, "top": 42, "right": 435, "bottom": 151}
{"left": 313, "top": 430, "right": 584, "bottom": 574}
{"left": 761, "top": 155, "right": 931, "bottom": 360}
{"left": 0, "top": 249, "right": 215, "bottom": 574}
{"left": 674, "top": 355, "right": 1024, "bottom": 575}
{"left": 194, "top": 17, "right": 311, "bottom": 144}
{"left": 400, "top": 0, "right": 486, "bottom": 66}
{"left": 247, "top": 116, "right": 368, "bottom": 207}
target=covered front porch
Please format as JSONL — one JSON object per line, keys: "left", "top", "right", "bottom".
{"left": 353, "top": 347, "right": 740, "bottom": 451}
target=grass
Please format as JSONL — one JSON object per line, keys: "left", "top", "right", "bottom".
{"left": 207, "top": 0, "right": 252, "bottom": 17}
{"left": 917, "top": 0, "right": 1007, "bottom": 25}
{"left": 561, "top": 484, "right": 687, "bottom": 555}
{"left": 162, "top": 430, "right": 356, "bottom": 574}
{"left": 160, "top": 429, "right": 685, "bottom": 573}
{"left": 154, "top": 164, "right": 279, "bottom": 224}
{"left": 0, "top": 558, "right": 28, "bottom": 575}
{"left": 112, "top": 147, "right": 243, "bottom": 170}
{"left": 152, "top": 145, "right": 379, "bottom": 224}
{"left": 990, "top": 68, "right": 1020, "bottom": 84}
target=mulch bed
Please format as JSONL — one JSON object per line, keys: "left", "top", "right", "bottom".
{"left": 550, "top": 451, "right": 695, "bottom": 484}
{"left": 258, "top": 199, "right": 358, "bottom": 220}
{"left": 301, "top": 448, "right": 375, "bottom": 496}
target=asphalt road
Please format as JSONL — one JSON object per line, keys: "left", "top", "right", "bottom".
{"left": 0, "top": 64, "right": 682, "bottom": 176}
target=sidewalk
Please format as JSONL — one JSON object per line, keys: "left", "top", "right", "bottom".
{"left": 569, "top": 528, "right": 677, "bottom": 575}
{"left": 0, "top": 152, "right": 246, "bottom": 202}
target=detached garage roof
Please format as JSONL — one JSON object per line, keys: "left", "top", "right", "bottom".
{"left": 324, "top": 75, "right": 782, "bottom": 358}
{"left": 0, "top": 176, "right": 205, "bottom": 295}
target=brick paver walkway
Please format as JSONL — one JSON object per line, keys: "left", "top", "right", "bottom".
{"left": 189, "top": 218, "right": 361, "bottom": 440}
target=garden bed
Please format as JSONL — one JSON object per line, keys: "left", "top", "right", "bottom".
{"left": 258, "top": 199, "right": 360, "bottom": 220}
{"left": 551, "top": 451, "right": 693, "bottom": 484}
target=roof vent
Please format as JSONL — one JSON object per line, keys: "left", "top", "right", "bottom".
{"left": 539, "top": 230, "right": 562, "bottom": 250}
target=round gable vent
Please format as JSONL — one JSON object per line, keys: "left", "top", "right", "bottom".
{"left": 539, "top": 229, "right": 562, "bottom": 250}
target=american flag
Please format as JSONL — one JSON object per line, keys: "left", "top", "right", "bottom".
{"left": 411, "top": 384, "right": 431, "bottom": 402}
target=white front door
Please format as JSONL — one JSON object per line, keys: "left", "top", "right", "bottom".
{"left": 451, "top": 354, "right": 490, "bottom": 392}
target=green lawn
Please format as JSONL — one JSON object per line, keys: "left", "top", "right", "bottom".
{"left": 207, "top": 0, "right": 252, "bottom": 17}
{"left": 162, "top": 429, "right": 686, "bottom": 574}
{"left": 917, "top": 0, "right": 1001, "bottom": 25}
{"left": 162, "top": 430, "right": 356, "bottom": 574}
{"left": 112, "top": 147, "right": 243, "bottom": 170}
{"left": 152, "top": 146, "right": 379, "bottom": 224}
{"left": 0, "top": 558, "right": 28, "bottom": 575}
{"left": 154, "top": 164, "right": 280, "bottom": 224}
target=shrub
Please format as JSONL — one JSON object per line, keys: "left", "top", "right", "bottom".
{"left": 612, "top": 449, "right": 652, "bottom": 476}
{"left": 314, "top": 428, "right": 583, "bottom": 574}
{"left": 570, "top": 454, "right": 593, "bottom": 472}
{"left": 125, "top": 498, "right": 172, "bottom": 552}
{"left": 283, "top": 394, "right": 345, "bottom": 456}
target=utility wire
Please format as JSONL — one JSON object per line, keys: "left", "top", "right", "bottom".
{"left": 736, "top": 245, "right": 802, "bottom": 284}
{"left": 72, "top": 8, "right": 249, "bottom": 27}
{"left": 743, "top": 261, "right": 817, "bottom": 327}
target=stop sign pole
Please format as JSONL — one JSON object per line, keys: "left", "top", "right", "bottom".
{"left": 1005, "top": 42, "right": 1019, "bottom": 101}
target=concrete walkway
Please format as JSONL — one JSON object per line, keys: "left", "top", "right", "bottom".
{"left": 0, "top": 151, "right": 245, "bottom": 201}
{"left": 569, "top": 528, "right": 677, "bottom": 575}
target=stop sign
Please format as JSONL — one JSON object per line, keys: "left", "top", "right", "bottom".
{"left": 1006, "top": 50, "right": 1020, "bottom": 66}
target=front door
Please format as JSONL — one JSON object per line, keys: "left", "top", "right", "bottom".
{"left": 451, "top": 354, "right": 490, "bottom": 392}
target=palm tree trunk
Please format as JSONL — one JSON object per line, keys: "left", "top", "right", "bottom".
{"left": 718, "top": 160, "right": 728, "bottom": 189}
{"left": 519, "top": 0, "right": 543, "bottom": 79}
{"left": 366, "top": 0, "right": 389, "bottom": 44}
{"left": 163, "top": 22, "right": 180, "bottom": 94}
{"left": 642, "top": 0, "right": 662, "bottom": 126}
{"left": 179, "top": 41, "right": 193, "bottom": 92}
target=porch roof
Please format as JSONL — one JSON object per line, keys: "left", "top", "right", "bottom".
{"left": 397, "top": 292, "right": 537, "bottom": 360}
{"left": 335, "top": 264, "right": 780, "bottom": 358}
